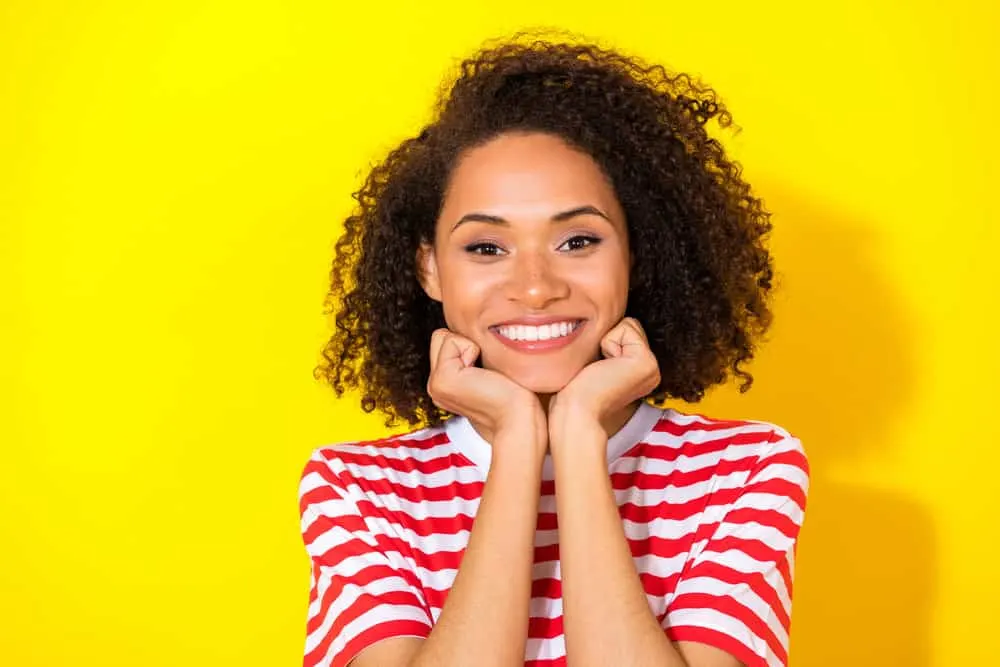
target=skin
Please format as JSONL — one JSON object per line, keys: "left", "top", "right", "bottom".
{"left": 351, "top": 132, "right": 742, "bottom": 667}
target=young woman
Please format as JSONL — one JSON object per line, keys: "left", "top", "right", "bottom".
{"left": 298, "top": 36, "right": 809, "bottom": 667}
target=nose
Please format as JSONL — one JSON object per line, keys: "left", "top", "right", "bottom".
{"left": 505, "top": 248, "right": 569, "bottom": 309}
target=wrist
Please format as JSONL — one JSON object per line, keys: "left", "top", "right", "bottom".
{"left": 494, "top": 402, "right": 549, "bottom": 459}
{"left": 548, "top": 413, "right": 606, "bottom": 462}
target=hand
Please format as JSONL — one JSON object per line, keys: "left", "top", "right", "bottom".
{"left": 426, "top": 329, "right": 546, "bottom": 447}
{"left": 548, "top": 317, "right": 660, "bottom": 436}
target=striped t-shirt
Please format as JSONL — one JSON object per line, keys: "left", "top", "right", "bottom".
{"left": 298, "top": 402, "right": 809, "bottom": 667}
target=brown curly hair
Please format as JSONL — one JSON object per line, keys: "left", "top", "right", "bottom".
{"left": 315, "top": 33, "right": 775, "bottom": 428}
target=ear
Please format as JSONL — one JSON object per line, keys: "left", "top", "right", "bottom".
{"left": 416, "top": 242, "right": 443, "bottom": 302}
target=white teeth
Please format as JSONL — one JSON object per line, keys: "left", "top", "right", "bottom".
{"left": 496, "top": 321, "right": 579, "bottom": 342}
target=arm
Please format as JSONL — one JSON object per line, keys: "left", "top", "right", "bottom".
{"left": 550, "top": 419, "right": 741, "bottom": 667}
{"left": 359, "top": 423, "right": 547, "bottom": 667}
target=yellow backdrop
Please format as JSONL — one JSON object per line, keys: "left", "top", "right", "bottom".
{"left": 3, "top": 1, "right": 997, "bottom": 665}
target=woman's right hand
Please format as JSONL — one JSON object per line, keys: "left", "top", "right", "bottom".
{"left": 427, "top": 328, "right": 546, "bottom": 448}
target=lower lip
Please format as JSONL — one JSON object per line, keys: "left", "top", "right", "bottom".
{"left": 490, "top": 322, "right": 585, "bottom": 353}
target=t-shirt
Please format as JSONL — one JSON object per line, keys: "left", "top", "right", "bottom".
{"left": 297, "top": 402, "right": 809, "bottom": 667}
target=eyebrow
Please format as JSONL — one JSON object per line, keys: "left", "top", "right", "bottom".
{"left": 450, "top": 205, "right": 613, "bottom": 231}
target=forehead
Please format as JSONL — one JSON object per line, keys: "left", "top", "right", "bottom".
{"left": 441, "top": 132, "right": 621, "bottom": 217}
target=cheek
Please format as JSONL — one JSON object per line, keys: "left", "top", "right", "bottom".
{"left": 438, "top": 265, "right": 497, "bottom": 333}
{"left": 574, "top": 260, "right": 630, "bottom": 316}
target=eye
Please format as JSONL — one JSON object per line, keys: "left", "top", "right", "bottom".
{"left": 464, "top": 241, "right": 506, "bottom": 256}
{"left": 559, "top": 235, "right": 602, "bottom": 251}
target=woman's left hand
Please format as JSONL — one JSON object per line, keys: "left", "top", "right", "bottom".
{"left": 548, "top": 317, "right": 661, "bottom": 438}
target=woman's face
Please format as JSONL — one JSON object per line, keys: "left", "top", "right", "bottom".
{"left": 419, "top": 131, "right": 631, "bottom": 394}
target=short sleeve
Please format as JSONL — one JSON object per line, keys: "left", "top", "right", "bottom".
{"left": 298, "top": 448, "right": 433, "bottom": 667}
{"left": 663, "top": 429, "right": 809, "bottom": 667}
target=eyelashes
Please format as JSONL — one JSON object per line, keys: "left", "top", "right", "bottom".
{"left": 464, "top": 241, "right": 504, "bottom": 256}
{"left": 463, "top": 235, "right": 603, "bottom": 256}
{"left": 560, "top": 234, "right": 602, "bottom": 251}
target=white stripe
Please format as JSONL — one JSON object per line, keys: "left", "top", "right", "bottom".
{"left": 666, "top": 607, "right": 773, "bottom": 665}
{"left": 306, "top": 569, "right": 415, "bottom": 635}
{"left": 309, "top": 600, "right": 431, "bottom": 663}
{"left": 611, "top": 471, "right": 745, "bottom": 506}
{"left": 673, "top": 574, "right": 789, "bottom": 649}
{"left": 702, "top": 518, "right": 797, "bottom": 552}
{"left": 525, "top": 634, "right": 566, "bottom": 661}
{"left": 618, "top": 441, "right": 766, "bottom": 477}
{"left": 529, "top": 594, "right": 563, "bottom": 619}
{"left": 339, "top": 463, "right": 486, "bottom": 494}
{"left": 642, "top": 422, "right": 775, "bottom": 447}
{"left": 695, "top": 548, "right": 792, "bottom": 612}
{"left": 749, "top": 461, "right": 810, "bottom": 491}
{"left": 299, "top": 467, "right": 348, "bottom": 498}
{"left": 630, "top": 551, "right": 690, "bottom": 579}
{"left": 333, "top": 439, "right": 459, "bottom": 464}
{"left": 734, "top": 491, "right": 805, "bottom": 525}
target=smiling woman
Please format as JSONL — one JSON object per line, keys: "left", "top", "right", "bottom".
{"left": 299, "top": 34, "right": 809, "bottom": 667}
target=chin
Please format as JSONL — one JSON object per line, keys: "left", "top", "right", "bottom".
{"left": 501, "top": 367, "right": 578, "bottom": 395}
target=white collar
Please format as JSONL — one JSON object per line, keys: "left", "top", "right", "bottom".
{"left": 444, "top": 402, "right": 665, "bottom": 479}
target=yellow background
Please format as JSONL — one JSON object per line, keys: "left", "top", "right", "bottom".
{"left": 3, "top": 1, "right": 997, "bottom": 665}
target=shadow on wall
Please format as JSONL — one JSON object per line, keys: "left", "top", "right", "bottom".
{"left": 677, "top": 185, "right": 936, "bottom": 667}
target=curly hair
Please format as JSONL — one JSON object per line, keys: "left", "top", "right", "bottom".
{"left": 315, "top": 33, "right": 775, "bottom": 428}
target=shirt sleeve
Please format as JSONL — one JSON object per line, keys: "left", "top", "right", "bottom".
{"left": 298, "top": 447, "right": 433, "bottom": 667}
{"left": 663, "top": 428, "right": 809, "bottom": 667}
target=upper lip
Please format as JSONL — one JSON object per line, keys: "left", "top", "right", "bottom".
{"left": 491, "top": 316, "right": 584, "bottom": 327}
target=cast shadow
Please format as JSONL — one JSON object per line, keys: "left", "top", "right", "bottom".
{"left": 675, "top": 186, "right": 936, "bottom": 667}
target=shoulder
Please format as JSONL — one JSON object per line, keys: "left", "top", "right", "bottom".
{"left": 298, "top": 423, "right": 452, "bottom": 515}
{"left": 647, "top": 407, "right": 809, "bottom": 488}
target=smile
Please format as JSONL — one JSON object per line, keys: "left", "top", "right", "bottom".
{"left": 489, "top": 320, "right": 585, "bottom": 352}
{"left": 495, "top": 320, "right": 581, "bottom": 341}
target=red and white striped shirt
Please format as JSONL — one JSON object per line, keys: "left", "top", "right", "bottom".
{"left": 298, "top": 402, "right": 809, "bottom": 667}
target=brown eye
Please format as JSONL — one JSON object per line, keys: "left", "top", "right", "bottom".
{"left": 464, "top": 242, "right": 505, "bottom": 256}
{"left": 559, "top": 235, "right": 601, "bottom": 251}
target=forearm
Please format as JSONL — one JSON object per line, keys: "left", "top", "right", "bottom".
{"left": 411, "top": 426, "right": 545, "bottom": 667}
{"left": 551, "top": 421, "right": 686, "bottom": 667}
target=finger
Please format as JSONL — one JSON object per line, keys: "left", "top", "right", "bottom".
{"left": 448, "top": 334, "right": 480, "bottom": 369}
{"left": 599, "top": 321, "right": 629, "bottom": 358}
{"left": 622, "top": 317, "right": 649, "bottom": 344}
{"left": 434, "top": 330, "right": 480, "bottom": 375}
{"left": 429, "top": 328, "right": 449, "bottom": 375}
{"left": 617, "top": 319, "right": 652, "bottom": 358}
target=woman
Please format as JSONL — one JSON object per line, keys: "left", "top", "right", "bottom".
{"left": 299, "top": 35, "right": 809, "bottom": 667}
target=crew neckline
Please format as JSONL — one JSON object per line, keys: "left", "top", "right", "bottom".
{"left": 444, "top": 401, "right": 666, "bottom": 479}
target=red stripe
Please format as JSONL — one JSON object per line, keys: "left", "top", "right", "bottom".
{"left": 315, "top": 431, "right": 450, "bottom": 455}
{"left": 653, "top": 414, "right": 758, "bottom": 434}
{"left": 638, "top": 570, "right": 683, "bottom": 598}
{"left": 724, "top": 506, "right": 802, "bottom": 539}
{"left": 683, "top": 559, "right": 790, "bottom": 630}
{"left": 350, "top": 497, "right": 476, "bottom": 538}
{"left": 669, "top": 592, "right": 785, "bottom": 664}
{"left": 307, "top": 568, "right": 425, "bottom": 634}
{"left": 531, "top": 577, "right": 562, "bottom": 597}
{"left": 330, "top": 619, "right": 431, "bottom": 667}
{"left": 666, "top": 624, "right": 767, "bottom": 667}
{"left": 345, "top": 471, "right": 485, "bottom": 503}
{"left": 331, "top": 448, "right": 466, "bottom": 476}
{"left": 528, "top": 613, "right": 564, "bottom": 639}
{"left": 526, "top": 658, "right": 566, "bottom": 667}
{"left": 534, "top": 543, "right": 560, "bottom": 564}
{"left": 305, "top": 586, "right": 429, "bottom": 667}
{"left": 611, "top": 451, "right": 757, "bottom": 489}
